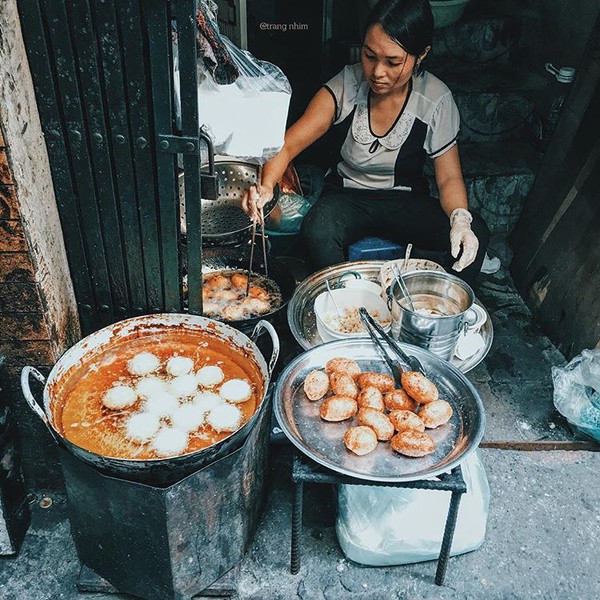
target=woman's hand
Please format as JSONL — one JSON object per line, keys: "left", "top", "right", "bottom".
{"left": 449, "top": 208, "right": 479, "bottom": 272}
{"left": 241, "top": 183, "right": 274, "bottom": 223}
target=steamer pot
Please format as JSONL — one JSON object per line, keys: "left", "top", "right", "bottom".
{"left": 21, "top": 314, "right": 279, "bottom": 484}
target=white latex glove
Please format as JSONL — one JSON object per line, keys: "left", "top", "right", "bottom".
{"left": 449, "top": 208, "right": 479, "bottom": 272}
{"left": 241, "top": 183, "right": 274, "bottom": 224}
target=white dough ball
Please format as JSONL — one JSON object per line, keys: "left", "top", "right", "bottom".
{"left": 168, "top": 374, "right": 198, "bottom": 398}
{"left": 151, "top": 427, "right": 189, "bottom": 457}
{"left": 127, "top": 352, "right": 160, "bottom": 376}
{"left": 144, "top": 393, "right": 179, "bottom": 418}
{"left": 166, "top": 356, "right": 194, "bottom": 377}
{"left": 196, "top": 365, "right": 225, "bottom": 388}
{"left": 125, "top": 412, "right": 161, "bottom": 443}
{"left": 135, "top": 376, "right": 168, "bottom": 398}
{"left": 219, "top": 379, "right": 252, "bottom": 403}
{"left": 171, "top": 404, "right": 206, "bottom": 432}
{"left": 102, "top": 385, "right": 137, "bottom": 410}
{"left": 193, "top": 392, "right": 224, "bottom": 414}
{"left": 206, "top": 403, "right": 243, "bottom": 433}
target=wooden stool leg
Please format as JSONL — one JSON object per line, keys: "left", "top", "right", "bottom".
{"left": 435, "top": 491, "right": 463, "bottom": 586}
{"left": 290, "top": 481, "right": 304, "bottom": 574}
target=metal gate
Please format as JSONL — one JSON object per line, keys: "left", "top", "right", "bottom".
{"left": 17, "top": 0, "right": 203, "bottom": 335}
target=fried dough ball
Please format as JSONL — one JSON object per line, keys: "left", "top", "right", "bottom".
{"left": 205, "top": 274, "right": 230, "bottom": 289}
{"left": 325, "top": 358, "right": 361, "bottom": 379}
{"left": 241, "top": 297, "right": 271, "bottom": 315}
{"left": 356, "top": 372, "right": 395, "bottom": 392}
{"left": 319, "top": 396, "right": 358, "bottom": 422}
{"left": 357, "top": 408, "right": 394, "bottom": 441}
{"left": 231, "top": 273, "right": 248, "bottom": 289}
{"left": 419, "top": 400, "right": 453, "bottom": 429}
{"left": 344, "top": 426, "right": 378, "bottom": 456}
{"left": 384, "top": 389, "right": 418, "bottom": 412}
{"left": 249, "top": 285, "right": 269, "bottom": 300}
{"left": 303, "top": 370, "right": 329, "bottom": 401}
{"left": 389, "top": 410, "right": 425, "bottom": 433}
{"left": 331, "top": 373, "right": 359, "bottom": 399}
{"left": 391, "top": 430, "right": 436, "bottom": 457}
{"left": 401, "top": 371, "right": 439, "bottom": 404}
{"left": 357, "top": 386, "right": 385, "bottom": 411}
{"left": 221, "top": 304, "right": 245, "bottom": 321}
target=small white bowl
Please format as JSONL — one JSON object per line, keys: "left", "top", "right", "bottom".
{"left": 314, "top": 288, "right": 392, "bottom": 340}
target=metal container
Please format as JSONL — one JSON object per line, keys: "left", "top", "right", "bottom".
{"left": 21, "top": 314, "right": 279, "bottom": 485}
{"left": 388, "top": 271, "right": 475, "bottom": 361}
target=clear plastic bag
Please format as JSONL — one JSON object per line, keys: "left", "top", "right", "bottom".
{"left": 335, "top": 452, "right": 490, "bottom": 566}
{"left": 552, "top": 349, "right": 600, "bottom": 441}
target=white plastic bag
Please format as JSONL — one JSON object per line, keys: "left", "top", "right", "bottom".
{"left": 335, "top": 452, "right": 490, "bottom": 566}
{"left": 552, "top": 349, "right": 600, "bottom": 441}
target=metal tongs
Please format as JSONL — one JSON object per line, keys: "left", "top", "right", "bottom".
{"left": 358, "top": 307, "right": 426, "bottom": 380}
{"left": 245, "top": 177, "right": 269, "bottom": 296}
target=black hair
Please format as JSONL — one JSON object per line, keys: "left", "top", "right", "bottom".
{"left": 365, "top": 0, "right": 433, "bottom": 72}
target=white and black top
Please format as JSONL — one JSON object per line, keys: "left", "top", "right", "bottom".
{"left": 322, "top": 63, "right": 460, "bottom": 192}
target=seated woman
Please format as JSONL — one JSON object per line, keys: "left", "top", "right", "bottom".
{"left": 243, "top": 0, "right": 490, "bottom": 287}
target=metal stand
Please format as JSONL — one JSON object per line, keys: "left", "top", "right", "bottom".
{"left": 290, "top": 451, "right": 467, "bottom": 586}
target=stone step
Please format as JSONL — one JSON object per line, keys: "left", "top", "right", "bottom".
{"left": 426, "top": 140, "right": 539, "bottom": 237}
{"left": 428, "top": 64, "right": 548, "bottom": 143}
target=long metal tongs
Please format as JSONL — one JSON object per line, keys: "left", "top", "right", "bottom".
{"left": 245, "top": 184, "right": 269, "bottom": 297}
{"left": 358, "top": 307, "right": 426, "bottom": 376}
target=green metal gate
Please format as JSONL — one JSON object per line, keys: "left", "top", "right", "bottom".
{"left": 17, "top": 0, "right": 203, "bottom": 335}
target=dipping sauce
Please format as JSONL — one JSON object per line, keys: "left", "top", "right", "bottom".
{"left": 51, "top": 329, "right": 263, "bottom": 460}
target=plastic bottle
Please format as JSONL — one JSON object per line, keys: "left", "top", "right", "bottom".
{"left": 530, "top": 63, "right": 576, "bottom": 153}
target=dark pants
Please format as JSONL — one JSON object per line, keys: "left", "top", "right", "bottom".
{"left": 300, "top": 185, "right": 490, "bottom": 287}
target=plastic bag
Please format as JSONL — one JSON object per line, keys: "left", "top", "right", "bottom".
{"left": 552, "top": 349, "right": 600, "bottom": 441}
{"left": 335, "top": 452, "right": 490, "bottom": 566}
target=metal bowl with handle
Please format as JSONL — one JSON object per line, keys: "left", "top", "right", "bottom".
{"left": 21, "top": 314, "right": 279, "bottom": 485}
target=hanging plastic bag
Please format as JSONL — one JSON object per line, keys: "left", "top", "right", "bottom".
{"left": 552, "top": 349, "right": 600, "bottom": 442}
{"left": 335, "top": 452, "right": 490, "bottom": 566}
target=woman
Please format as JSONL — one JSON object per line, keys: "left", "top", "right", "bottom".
{"left": 243, "top": 0, "right": 489, "bottom": 286}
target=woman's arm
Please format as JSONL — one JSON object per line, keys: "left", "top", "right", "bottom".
{"left": 432, "top": 144, "right": 468, "bottom": 216}
{"left": 242, "top": 87, "right": 336, "bottom": 221}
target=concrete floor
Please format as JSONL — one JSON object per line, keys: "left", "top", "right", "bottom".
{"left": 1, "top": 265, "right": 598, "bottom": 599}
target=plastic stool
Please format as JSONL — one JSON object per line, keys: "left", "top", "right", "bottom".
{"left": 348, "top": 237, "right": 406, "bottom": 261}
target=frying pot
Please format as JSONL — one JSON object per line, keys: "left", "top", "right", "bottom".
{"left": 201, "top": 245, "right": 297, "bottom": 334}
{"left": 21, "top": 314, "right": 279, "bottom": 485}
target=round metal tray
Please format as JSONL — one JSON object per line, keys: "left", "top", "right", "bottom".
{"left": 273, "top": 339, "right": 486, "bottom": 482}
{"left": 287, "top": 260, "right": 493, "bottom": 373}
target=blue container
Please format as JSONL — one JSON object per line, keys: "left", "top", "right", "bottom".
{"left": 348, "top": 237, "right": 406, "bottom": 261}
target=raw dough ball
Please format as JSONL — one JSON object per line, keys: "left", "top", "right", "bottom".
{"left": 391, "top": 430, "right": 436, "bottom": 457}
{"left": 303, "top": 370, "right": 329, "bottom": 401}
{"left": 102, "top": 385, "right": 137, "bottom": 410}
{"left": 127, "top": 352, "right": 160, "bottom": 376}
{"left": 171, "top": 404, "right": 206, "bottom": 432}
{"left": 144, "top": 393, "right": 179, "bottom": 418}
{"left": 152, "top": 427, "right": 189, "bottom": 457}
{"left": 193, "top": 392, "right": 224, "bottom": 413}
{"left": 220, "top": 379, "right": 252, "bottom": 403}
{"left": 166, "top": 356, "right": 194, "bottom": 377}
{"left": 125, "top": 412, "right": 161, "bottom": 443}
{"left": 419, "top": 400, "right": 453, "bottom": 429}
{"left": 401, "top": 371, "right": 439, "bottom": 404}
{"left": 135, "top": 376, "right": 168, "bottom": 398}
{"left": 207, "top": 403, "right": 243, "bottom": 433}
{"left": 168, "top": 374, "right": 198, "bottom": 398}
{"left": 196, "top": 365, "right": 225, "bottom": 388}
{"left": 344, "top": 426, "right": 378, "bottom": 456}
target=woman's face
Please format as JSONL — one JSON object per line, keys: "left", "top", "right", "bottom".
{"left": 361, "top": 24, "right": 417, "bottom": 96}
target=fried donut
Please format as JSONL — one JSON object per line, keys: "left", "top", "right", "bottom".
{"left": 357, "top": 408, "right": 394, "bottom": 441}
{"left": 391, "top": 430, "right": 436, "bottom": 457}
{"left": 344, "top": 426, "right": 378, "bottom": 456}
{"left": 325, "top": 358, "right": 361, "bottom": 379}
{"left": 389, "top": 410, "right": 425, "bottom": 433}
{"left": 401, "top": 371, "right": 439, "bottom": 404}
{"left": 357, "top": 386, "right": 385, "bottom": 411}
{"left": 331, "top": 373, "right": 359, "bottom": 399}
{"left": 384, "top": 389, "right": 418, "bottom": 412}
{"left": 356, "top": 372, "right": 395, "bottom": 392}
{"left": 319, "top": 396, "right": 358, "bottom": 422}
{"left": 419, "top": 400, "right": 453, "bottom": 429}
{"left": 303, "top": 370, "right": 329, "bottom": 401}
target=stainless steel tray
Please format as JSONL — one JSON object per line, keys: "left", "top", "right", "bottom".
{"left": 273, "top": 339, "right": 486, "bottom": 482}
{"left": 287, "top": 260, "right": 493, "bottom": 373}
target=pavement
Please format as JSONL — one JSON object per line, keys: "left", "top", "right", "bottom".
{"left": 1, "top": 263, "right": 599, "bottom": 599}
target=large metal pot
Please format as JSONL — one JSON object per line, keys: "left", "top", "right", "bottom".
{"left": 21, "top": 314, "right": 279, "bottom": 485}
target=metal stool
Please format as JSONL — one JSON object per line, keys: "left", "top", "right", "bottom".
{"left": 290, "top": 451, "right": 467, "bottom": 586}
